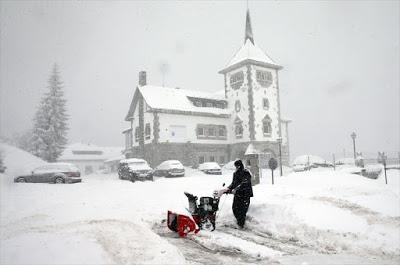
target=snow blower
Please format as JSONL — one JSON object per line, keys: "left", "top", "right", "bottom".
{"left": 167, "top": 187, "right": 229, "bottom": 237}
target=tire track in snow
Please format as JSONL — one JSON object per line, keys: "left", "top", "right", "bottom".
{"left": 218, "top": 224, "right": 312, "bottom": 255}
{"left": 312, "top": 196, "right": 400, "bottom": 227}
{"left": 152, "top": 221, "right": 281, "bottom": 265}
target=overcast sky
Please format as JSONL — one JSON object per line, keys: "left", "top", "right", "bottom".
{"left": 0, "top": 1, "right": 399, "bottom": 160}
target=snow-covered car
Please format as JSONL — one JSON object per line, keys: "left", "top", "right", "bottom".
{"left": 292, "top": 164, "right": 313, "bottom": 172}
{"left": 153, "top": 160, "right": 185, "bottom": 177}
{"left": 198, "top": 162, "right": 222, "bottom": 175}
{"left": 118, "top": 158, "right": 153, "bottom": 182}
{"left": 292, "top": 155, "right": 333, "bottom": 172}
{"left": 14, "top": 163, "right": 81, "bottom": 184}
{"left": 222, "top": 161, "right": 236, "bottom": 171}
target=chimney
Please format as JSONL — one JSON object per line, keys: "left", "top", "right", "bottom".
{"left": 139, "top": 71, "right": 147, "bottom": 86}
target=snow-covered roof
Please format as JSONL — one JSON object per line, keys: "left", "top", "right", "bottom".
{"left": 58, "top": 143, "right": 123, "bottom": 161}
{"left": 136, "top": 86, "right": 230, "bottom": 116}
{"left": 245, "top": 143, "right": 259, "bottom": 155}
{"left": 219, "top": 39, "right": 282, "bottom": 74}
{"left": 120, "top": 158, "right": 147, "bottom": 164}
{"left": 184, "top": 89, "right": 225, "bottom": 101}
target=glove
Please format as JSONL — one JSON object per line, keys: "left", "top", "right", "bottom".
{"left": 217, "top": 188, "right": 229, "bottom": 197}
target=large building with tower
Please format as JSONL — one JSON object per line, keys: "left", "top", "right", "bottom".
{"left": 123, "top": 10, "right": 291, "bottom": 168}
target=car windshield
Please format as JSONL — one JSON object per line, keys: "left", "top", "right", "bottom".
{"left": 128, "top": 162, "right": 146, "bottom": 166}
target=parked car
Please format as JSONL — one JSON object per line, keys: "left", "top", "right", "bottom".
{"left": 118, "top": 158, "right": 153, "bottom": 182}
{"left": 198, "top": 162, "right": 222, "bottom": 175}
{"left": 222, "top": 161, "right": 236, "bottom": 171}
{"left": 153, "top": 160, "right": 185, "bottom": 177}
{"left": 14, "top": 163, "right": 81, "bottom": 184}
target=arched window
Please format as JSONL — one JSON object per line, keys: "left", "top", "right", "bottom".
{"left": 234, "top": 116, "right": 243, "bottom": 138}
{"left": 263, "top": 98, "right": 269, "bottom": 110}
{"left": 262, "top": 115, "right": 272, "bottom": 136}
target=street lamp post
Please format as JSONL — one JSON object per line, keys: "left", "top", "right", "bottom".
{"left": 351, "top": 132, "right": 357, "bottom": 163}
{"left": 277, "top": 138, "right": 283, "bottom": 176}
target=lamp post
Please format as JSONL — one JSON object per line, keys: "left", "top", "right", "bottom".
{"left": 277, "top": 137, "right": 283, "bottom": 176}
{"left": 351, "top": 132, "right": 357, "bottom": 163}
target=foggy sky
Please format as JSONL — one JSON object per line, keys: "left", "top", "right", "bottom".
{"left": 0, "top": 1, "right": 399, "bottom": 160}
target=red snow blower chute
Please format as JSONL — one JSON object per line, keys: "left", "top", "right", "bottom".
{"left": 167, "top": 188, "right": 228, "bottom": 237}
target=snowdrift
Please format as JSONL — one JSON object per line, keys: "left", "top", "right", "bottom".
{"left": 0, "top": 142, "right": 47, "bottom": 177}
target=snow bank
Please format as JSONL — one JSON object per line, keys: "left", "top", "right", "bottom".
{"left": 0, "top": 142, "right": 47, "bottom": 176}
{"left": 1, "top": 146, "right": 399, "bottom": 264}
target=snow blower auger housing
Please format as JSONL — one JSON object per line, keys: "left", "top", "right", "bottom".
{"left": 167, "top": 190, "right": 225, "bottom": 237}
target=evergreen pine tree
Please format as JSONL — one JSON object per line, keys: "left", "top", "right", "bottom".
{"left": 31, "top": 64, "right": 68, "bottom": 162}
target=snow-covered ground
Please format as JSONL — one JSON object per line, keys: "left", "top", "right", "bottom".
{"left": 1, "top": 144, "right": 399, "bottom": 264}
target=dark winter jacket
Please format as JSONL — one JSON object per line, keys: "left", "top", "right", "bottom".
{"left": 228, "top": 168, "right": 253, "bottom": 198}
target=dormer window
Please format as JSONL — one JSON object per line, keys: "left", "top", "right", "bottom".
{"left": 230, "top": 71, "right": 244, "bottom": 90}
{"left": 256, "top": 70, "right": 272, "bottom": 88}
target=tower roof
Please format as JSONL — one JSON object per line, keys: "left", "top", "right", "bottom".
{"left": 219, "top": 10, "right": 282, "bottom": 74}
{"left": 244, "top": 9, "right": 254, "bottom": 44}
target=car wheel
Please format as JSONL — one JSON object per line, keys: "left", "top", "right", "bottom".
{"left": 55, "top": 177, "right": 65, "bottom": 184}
{"left": 130, "top": 174, "right": 136, "bottom": 182}
{"left": 16, "top": 177, "right": 26, "bottom": 183}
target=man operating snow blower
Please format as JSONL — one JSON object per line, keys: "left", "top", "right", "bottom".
{"left": 226, "top": 159, "right": 253, "bottom": 229}
{"left": 167, "top": 159, "right": 253, "bottom": 237}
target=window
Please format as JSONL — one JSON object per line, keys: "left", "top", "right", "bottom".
{"left": 135, "top": 127, "right": 139, "bottom": 142}
{"left": 218, "top": 126, "right": 226, "bottom": 137}
{"left": 234, "top": 116, "right": 243, "bottom": 138}
{"left": 230, "top": 71, "right": 244, "bottom": 90}
{"left": 209, "top": 156, "right": 215, "bottom": 162}
{"left": 194, "top": 101, "right": 201, "bottom": 107}
{"left": 206, "top": 102, "right": 213, "bottom": 107}
{"left": 125, "top": 131, "right": 132, "bottom": 149}
{"left": 235, "top": 100, "right": 241, "bottom": 112}
{"left": 208, "top": 127, "right": 216, "bottom": 137}
{"left": 256, "top": 70, "right": 272, "bottom": 88}
{"left": 235, "top": 123, "right": 243, "bottom": 138}
{"left": 199, "top": 156, "right": 205, "bottom": 164}
{"left": 197, "top": 124, "right": 226, "bottom": 140}
{"left": 262, "top": 115, "right": 272, "bottom": 136}
{"left": 263, "top": 98, "right": 269, "bottom": 110}
{"left": 216, "top": 103, "right": 224, "bottom": 109}
{"left": 197, "top": 126, "right": 205, "bottom": 137}
{"left": 145, "top": 123, "right": 151, "bottom": 140}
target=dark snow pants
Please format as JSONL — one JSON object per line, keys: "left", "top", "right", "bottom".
{"left": 232, "top": 196, "right": 250, "bottom": 227}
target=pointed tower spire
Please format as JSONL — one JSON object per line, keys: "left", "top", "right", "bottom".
{"left": 244, "top": 9, "right": 254, "bottom": 44}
